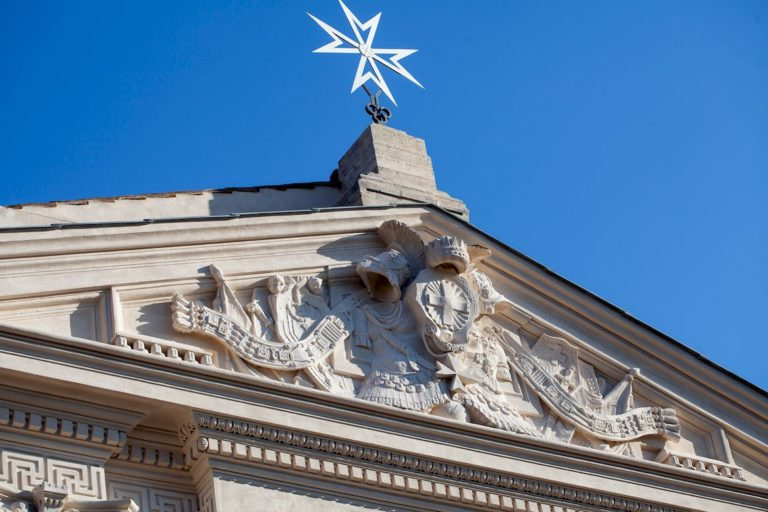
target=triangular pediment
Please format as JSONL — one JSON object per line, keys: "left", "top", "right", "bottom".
{"left": 0, "top": 205, "right": 766, "bottom": 490}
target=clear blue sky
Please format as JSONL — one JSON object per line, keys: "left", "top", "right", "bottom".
{"left": 1, "top": 1, "right": 766, "bottom": 389}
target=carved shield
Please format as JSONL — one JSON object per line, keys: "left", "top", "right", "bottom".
{"left": 407, "top": 268, "right": 479, "bottom": 351}
{"left": 421, "top": 278, "right": 473, "bottom": 335}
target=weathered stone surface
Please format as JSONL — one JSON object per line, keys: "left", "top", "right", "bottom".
{"left": 337, "top": 124, "right": 469, "bottom": 219}
{"left": 0, "top": 185, "right": 342, "bottom": 228}
{"left": 169, "top": 220, "right": 683, "bottom": 448}
{"left": 0, "top": 127, "right": 765, "bottom": 512}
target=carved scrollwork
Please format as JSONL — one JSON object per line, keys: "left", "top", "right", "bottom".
{"left": 172, "top": 279, "right": 367, "bottom": 370}
{"left": 170, "top": 220, "right": 689, "bottom": 456}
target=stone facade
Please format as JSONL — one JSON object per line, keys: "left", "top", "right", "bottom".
{"left": 0, "top": 126, "right": 766, "bottom": 511}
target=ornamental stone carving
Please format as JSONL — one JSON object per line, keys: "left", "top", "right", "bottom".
{"left": 171, "top": 220, "right": 681, "bottom": 453}
{"left": 177, "top": 412, "right": 684, "bottom": 512}
{"left": 33, "top": 482, "right": 68, "bottom": 512}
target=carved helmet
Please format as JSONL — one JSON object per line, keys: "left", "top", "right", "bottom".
{"left": 356, "top": 249, "right": 411, "bottom": 302}
{"left": 356, "top": 220, "right": 426, "bottom": 302}
{"left": 425, "top": 236, "right": 470, "bottom": 274}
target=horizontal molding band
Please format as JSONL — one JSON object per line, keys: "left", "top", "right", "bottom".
{"left": 0, "top": 404, "right": 126, "bottom": 450}
{"left": 183, "top": 413, "right": 681, "bottom": 512}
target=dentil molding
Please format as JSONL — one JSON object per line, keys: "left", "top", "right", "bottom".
{"left": 179, "top": 412, "right": 682, "bottom": 512}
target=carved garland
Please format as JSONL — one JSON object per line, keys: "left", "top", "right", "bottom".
{"left": 179, "top": 413, "right": 682, "bottom": 512}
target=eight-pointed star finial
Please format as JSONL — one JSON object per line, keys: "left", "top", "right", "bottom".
{"left": 308, "top": 0, "right": 423, "bottom": 106}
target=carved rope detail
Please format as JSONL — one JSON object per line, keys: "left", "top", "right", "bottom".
{"left": 180, "top": 413, "right": 682, "bottom": 512}
{"left": 0, "top": 406, "right": 126, "bottom": 449}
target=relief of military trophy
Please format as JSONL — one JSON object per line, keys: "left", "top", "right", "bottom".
{"left": 171, "top": 220, "right": 680, "bottom": 448}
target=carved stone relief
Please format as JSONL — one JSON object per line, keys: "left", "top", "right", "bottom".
{"left": 0, "top": 480, "right": 138, "bottom": 512}
{"left": 171, "top": 221, "right": 689, "bottom": 458}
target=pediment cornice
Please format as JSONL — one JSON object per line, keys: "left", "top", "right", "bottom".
{"left": 0, "top": 324, "right": 765, "bottom": 511}
{"left": 1, "top": 203, "right": 764, "bottom": 423}
{"left": 0, "top": 206, "right": 766, "bottom": 506}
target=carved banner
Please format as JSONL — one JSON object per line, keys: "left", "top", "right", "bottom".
{"left": 167, "top": 220, "right": 691, "bottom": 462}
{"left": 172, "top": 290, "right": 367, "bottom": 370}
{"left": 497, "top": 331, "right": 680, "bottom": 442}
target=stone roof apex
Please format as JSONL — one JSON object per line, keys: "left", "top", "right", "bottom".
{"left": 1, "top": 124, "right": 468, "bottom": 228}
{"left": 336, "top": 124, "right": 468, "bottom": 220}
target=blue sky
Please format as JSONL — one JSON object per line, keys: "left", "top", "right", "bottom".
{"left": 1, "top": 1, "right": 766, "bottom": 389}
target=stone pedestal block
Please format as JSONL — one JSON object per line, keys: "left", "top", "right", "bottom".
{"left": 337, "top": 124, "right": 468, "bottom": 219}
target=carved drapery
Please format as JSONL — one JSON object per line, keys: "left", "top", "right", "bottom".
{"left": 171, "top": 220, "right": 684, "bottom": 457}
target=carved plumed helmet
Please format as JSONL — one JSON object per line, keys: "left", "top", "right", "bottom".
{"left": 356, "top": 249, "right": 411, "bottom": 302}
{"left": 356, "top": 220, "right": 426, "bottom": 302}
{"left": 425, "top": 236, "right": 470, "bottom": 274}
